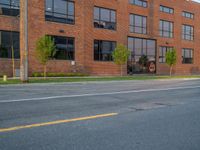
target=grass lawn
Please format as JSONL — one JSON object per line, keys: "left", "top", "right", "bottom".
{"left": 0, "top": 75, "right": 200, "bottom": 85}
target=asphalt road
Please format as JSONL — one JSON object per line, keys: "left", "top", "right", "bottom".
{"left": 0, "top": 79, "right": 200, "bottom": 150}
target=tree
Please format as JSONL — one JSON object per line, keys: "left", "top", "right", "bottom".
{"left": 139, "top": 55, "right": 149, "bottom": 72}
{"left": 166, "top": 49, "right": 177, "bottom": 76}
{"left": 35, "top": 35, "right": 56, "bottom": 78}
{"left": 112, "top": 44, "right": 131, "bottom": 76}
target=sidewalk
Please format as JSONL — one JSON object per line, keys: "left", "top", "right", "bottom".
{"left": 1, "top": 75, "right": 200, "bottom": 86}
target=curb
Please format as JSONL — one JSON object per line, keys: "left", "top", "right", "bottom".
{"left": 0, "top": 78, "right": 200, "bottom": 87}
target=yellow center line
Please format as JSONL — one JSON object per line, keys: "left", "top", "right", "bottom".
{"left": 0, "top": 113, "right": 118, "bottom": 133}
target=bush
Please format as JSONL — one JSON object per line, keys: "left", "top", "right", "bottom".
{"left": 31, "top": 72, "right": 89, "bottom": 77}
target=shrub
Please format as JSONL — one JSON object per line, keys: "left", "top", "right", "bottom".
{"left": 31, "top": 72, "right": 89, "bottom": 77}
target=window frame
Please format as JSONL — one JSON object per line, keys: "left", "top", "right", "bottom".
{"left": 160, "top": 5, "right": 174, "bottom": 14}
{"left": 182, "top": 24, "right": 194, "bottom": 41}
{"left": 45, "top": 0, "right": 75, "bottom": 25}
{"left": 159, "top": 20, "right": 174, "bottom": 38}
{"left": 127, "top": 36, "right": 156, "bottom": 59}
{"left": 94, "top": 40, "right": 116, "bottom": 62}
{"left": 182, "top": 11, "right": 194, "bottom": 19}
{"left": 0, "top": 30, "right": 20, "bottom": 59}
{"left": 129, "top": 0, "right": 148, "bottom": 8}
{"left": 48, "top": 35, "right": 75, "bottom": 61}
{"left": 130, "top": 14, "right": 147, "bottom": 34}
{"left": 182, "top": 48, "right": 193, "bottom": 64}
{"left": 0, "top": 0, "right": 20, "bottom": 17}
{"left": 159, "top": 46, "right": 173, "bottom": 63}
{"left": 94, "top": 6, "right": 117, "bottom": 31}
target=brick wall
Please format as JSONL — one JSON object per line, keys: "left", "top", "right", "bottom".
{"left": 0, "top": 59, "right": 20, "bottom": 77}
{"left": 0, "top": 15, "right": 19, "bottom": 77}
{"left": 1, "top": 0, "right": 200, "bottom": 76}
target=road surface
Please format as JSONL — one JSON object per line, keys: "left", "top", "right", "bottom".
{"left": 0, "top": 79, "right": 200, "bottom": 150}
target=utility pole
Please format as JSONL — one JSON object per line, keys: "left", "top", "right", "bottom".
{"left": 20, "top": 0, "right": 28, "bottom": 82}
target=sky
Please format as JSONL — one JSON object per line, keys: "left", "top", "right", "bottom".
{"left": 193, "top": 0, "right": 200, "bottom": 3}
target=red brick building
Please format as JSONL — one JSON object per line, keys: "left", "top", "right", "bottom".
{"left": 0, "top": 0, "right": 200, "bottom": 77}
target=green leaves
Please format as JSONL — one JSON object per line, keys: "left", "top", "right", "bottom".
{"left": 166, "top": 49, "right": 177, "bottom": 66}
{"left": 35, "top": 35, "right": 56, "bottom": 65}
{"left": 166, "top": 49, "right": 177, "bottom": 76}
{"left": 112, "top": 44, "right": 131, "bottom": 65}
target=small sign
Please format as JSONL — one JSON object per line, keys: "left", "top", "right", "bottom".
{"left": 148, "top": 62, "right": 156, "bottom": 73}
{"left": 71, "top": 61, "right": 76, "bottom": 66}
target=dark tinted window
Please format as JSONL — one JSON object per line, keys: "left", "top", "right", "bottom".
{"left": 0, "top": 0, "right": 20, "bottom": 16}
{"left": 50, "top": 36, "right": 75, "bottom": 60}
{"left": 94, "top": 7, "right": 116, "bottom": 30}
{"left": 0, "top": 31, "right": 20, "bottom": 59}
{"left": 182, "top": 48, "right": 193, "bottom": 64}
{"left": 45, "top": 0, "right": 75, "bottom": 24}
{"left": 94, "top": 40, "right": 116, "bottom": 61}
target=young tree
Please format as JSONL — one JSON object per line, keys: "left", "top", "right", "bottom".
{"left": 35, "top": 35, "right": 56, "bottom": 78}
{"left": 112, "top": 44, "right": 131, "bottom": 76}
{"left": 166, "top": 49, "right": 177, "bottom": 76}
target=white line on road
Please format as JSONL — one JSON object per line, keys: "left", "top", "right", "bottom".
{"left": 1, "top": 85, "right": 200, "bottom": 103}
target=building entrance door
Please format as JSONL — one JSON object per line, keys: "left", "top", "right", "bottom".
{"left": 127, "top": 37, "right": 156, "bottom": 74}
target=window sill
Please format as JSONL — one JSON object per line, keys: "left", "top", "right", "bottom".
{"left": 182, "top": 63, "right": 194, "bottom": 65}
{"left": 93, "top": 60, "right": 114, "bottom": 63}
{"left": 45, "top": 20, "right": 75, "bottom": 26}
{"left": 159, "top": 36, "right": 174, "bottom": 39}
{"left": 0, "top": 14, "right": 20, "bottom": 19}
{"left": 182, "top": 39, "right": 194, "bottom": 42}
{"left": 94, "top": 27, "right": 117, "bottom": 32}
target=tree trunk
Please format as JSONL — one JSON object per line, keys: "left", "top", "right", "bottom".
{"left": 170, "top": 65, "right": 173, "bottom": 77}
{"left": 44, "top": 64, "right": 47, "bottom": 79}
{"left": 120, "top": 65, "right": 123, "bottom": 77}
{"left": 11, "top": 46, "right": 15, "bottom": 78}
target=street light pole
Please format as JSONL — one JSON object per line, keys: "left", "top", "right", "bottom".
{"left": 20, "top": 0, "right": 28, "bottom": 82}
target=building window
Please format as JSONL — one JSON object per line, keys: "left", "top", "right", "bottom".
{"left": 128, "top": 37, "right": 156, "bottom": 59}
{"left": 182, "top": 48, "right": 193, "bottom": 64}
{"left": 127, "top": 37, "right": 156, "bottom": 73}
{"left": 159, "top": 46, "right": 173, "bottom": 63}
{"left": 0, "top": 31, "right": 20, "bottom": 59}
{"left": 130, "top": 14, "right": 147, "bottom": 34}
{"left": 45, "top": 0, "right": 75, "bottom": 24}
{"left": 160, "top": 5, "right": 174, "bottom": 14}
{"left": 182, "top": 11, "right": 194, "bottom": 19}
{"left": 129, "top": 0, "right": 147, "bottom": 8}
{"left": 94, "top": 40, "right": 116, "bottom": 61}
{"left": 182, "top": 25, "right": 194, "bottom": 41}
{"left": 50, "top": 36, "right": 75, "bottom": 60}
{"left": 0, "top": 0, "right": 20, "bottom": 16}
{"left": 160, "top": 20, "right": 173, "bottom": 38}
{"left": 94, "top": 7, "right": 116, "bottom": 30}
